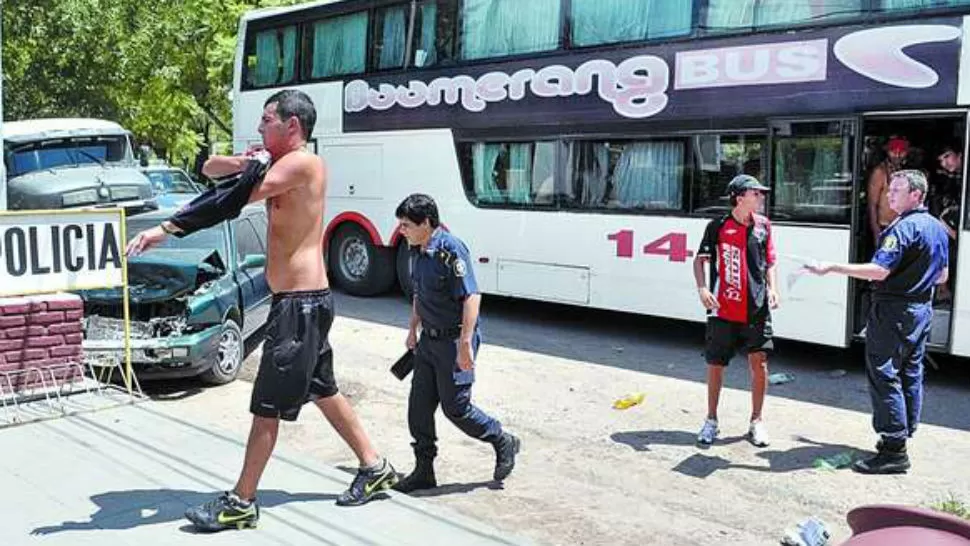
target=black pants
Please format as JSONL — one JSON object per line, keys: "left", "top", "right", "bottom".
{"left": 408, "top": 330, "right": 502, "bottom": 459}
{"left": 250, "top": 289, "right": 337, "bottom": 421}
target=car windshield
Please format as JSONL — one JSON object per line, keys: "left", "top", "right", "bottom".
{"left": 145, "top": 169, "right": 198, "bottom": 194}
{"left": 7, "top": 135, "right": 129, "bottom": 178}
{"left": 126, "top": 218, "right": 229, "bottom": 259}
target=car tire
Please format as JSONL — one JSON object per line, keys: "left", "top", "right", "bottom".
{"left": 396, "top": 241, "right": 414, "bottom": 301}
{"left": 200, "top": 319, "right": 244, "bottom": 385}
{"left": 328, "top": 223, "right": 395, "bottom": 296}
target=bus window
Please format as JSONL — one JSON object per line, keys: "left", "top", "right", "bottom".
{"left": 771, "top": 120, "right": 854, "bottom": 224}
{"left": 565, "top": 140, "right": 685, "bottom": 212}
{"left": 880, "top": 0, "right": 970, "bottom": 12}
{"left": 370, "top": 4, "right": 409, "bottom": 71}
{"left": 691, "top": 134, "right": 766, "bottom": 215}
{"left": 461, "top": 0, "right": 561, "bottom": 60}
{"left": 307, "top": 11, "right": 368, "bottom": 78}
{"left": 411, "top": 0, "right": 458, "bottom": 68}
{"left": 570, "top": 0, "right": 691, "bottom": 47}
{"left": 245, "top": 25, "right": 297, "bottom": 88}
{"left": 704, "top": 0, "right": 861, "bottom": 31}
{"left": 460, "top": 141, "right": 557, "bottom": 207}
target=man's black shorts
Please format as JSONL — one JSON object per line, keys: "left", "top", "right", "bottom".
{"left": 250, "top": 289, "right": 337, "bottom": 421}
{"left": 704, "top": 316, "right": 774, "bottom": 365}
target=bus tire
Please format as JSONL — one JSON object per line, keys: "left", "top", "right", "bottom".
{"left": 328, "top": 223, "right": 395, "bottom": 296}
{"left": 396, "top": 242, "right": 414, "bottom": 301}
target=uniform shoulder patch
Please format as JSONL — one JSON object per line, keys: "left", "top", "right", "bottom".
{"left": 881, "top": 234, "right": 898, "bottom": 251}
{"left": 453, "top": 258, "right": 467, "bottom": 277}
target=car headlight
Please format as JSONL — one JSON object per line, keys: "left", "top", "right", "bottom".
{"left": 62, "top": 189, "right": 99, "bottom": 207}
{"left": 111, "top": 186, "right": 142, "bottom": 200}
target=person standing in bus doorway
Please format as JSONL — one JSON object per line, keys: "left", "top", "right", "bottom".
{"left": 692, "top": 174, "right": 780, "bottom": 448}
{"left": 930, "top": 143, "right": 961, "bottom": 303}
{"left": 868, "top": 136, "right": 910, "bottom": 245}
{"left": 126, "top": 89, "right": 399, "bottom": 531}
{"left": 805, "top": 170, "right": 949, "bottom": 474}
{"left": 392, "top": 193, "right": 520, "bottom": 493}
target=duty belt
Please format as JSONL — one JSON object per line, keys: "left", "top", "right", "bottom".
{"left": 424, "top": 326, "right": 462, "bottom": 340}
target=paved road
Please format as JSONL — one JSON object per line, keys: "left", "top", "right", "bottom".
{"left": 146, "top": 289, "right": 970, "bottom": 546}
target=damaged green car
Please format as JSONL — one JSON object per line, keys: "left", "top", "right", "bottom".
{"left": 79, "top": 205, "right": 271, "bottom": 384}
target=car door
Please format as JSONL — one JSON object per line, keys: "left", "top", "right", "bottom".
{"left": 233, "top": 215, "right": 271, "bottom": 337}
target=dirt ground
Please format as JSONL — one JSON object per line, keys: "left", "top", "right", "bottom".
{"left": 152, "top": 293, "right": 970, "bottom": 546}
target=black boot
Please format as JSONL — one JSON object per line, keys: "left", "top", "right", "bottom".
{"left": 493, "top": 432, "right": 521, "bottom": 481}
{"left": 853, "top": 439, "right": 911, "bottom": 474}
{"left": 393, "top": 458, "right": 436, "bottom": 493}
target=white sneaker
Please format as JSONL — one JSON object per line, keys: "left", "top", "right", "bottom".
{"left": 748, "top": 420, "right": 770, "bottom": 447}
{"left": 697, "top": 418, "right": 719, "bottom": 445}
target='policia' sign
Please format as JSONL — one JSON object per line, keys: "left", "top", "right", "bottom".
{"left": 0, "top": 210, "right": 124, "bottom": 296}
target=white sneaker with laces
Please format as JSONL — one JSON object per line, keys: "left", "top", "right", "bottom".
{"left": 697, "top": 418, "right": 719, "bottom": 445}
{"left": 748, "top": 419, "right": 770, "bottom": 447}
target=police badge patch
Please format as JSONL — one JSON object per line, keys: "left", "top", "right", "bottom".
{"left": 881, "top": 235, "right": 898, "bottom": 251}
{"left": 454, "top": 259, "right": 467, "bottom": 277}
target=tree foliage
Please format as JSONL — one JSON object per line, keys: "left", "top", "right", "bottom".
{"left": 2, "top": 0, "right": 306, "bottom": 166}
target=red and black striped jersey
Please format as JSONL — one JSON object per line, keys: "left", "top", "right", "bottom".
{"left": 697, "top": 213, "right": 776, "bottom": 324}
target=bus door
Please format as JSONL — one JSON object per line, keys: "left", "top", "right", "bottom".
{"left": 858, "top": 110, "right": 966, "bottom": 354}
{"left": 767, "top": 118, "right": 857, "bottom": 348}
{"left": 948, "top": 112, "right": 970, "bottom": 358}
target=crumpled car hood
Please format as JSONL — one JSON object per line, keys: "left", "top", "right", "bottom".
{"left": 81, "top": 248, "right": 226, "bottom": 304}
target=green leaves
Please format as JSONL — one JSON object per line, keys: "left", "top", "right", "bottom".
{"left": 2, "top": 0, "right": 306, "bottom": 166}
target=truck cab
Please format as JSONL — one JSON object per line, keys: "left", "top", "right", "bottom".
{"left": 2, "top": 118, "right": 156, "bottom": 213}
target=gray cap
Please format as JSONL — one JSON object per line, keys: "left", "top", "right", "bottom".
{"left": 727, "top": 174, "right": 770, "bottom": 196}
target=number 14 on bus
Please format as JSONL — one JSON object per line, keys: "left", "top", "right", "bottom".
{"left": 607, "top": 230, "right": 694, "bottom": 263}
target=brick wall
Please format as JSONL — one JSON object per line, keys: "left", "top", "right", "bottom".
{"left": 0, "top": 293, "right": 84, "bottom": 394}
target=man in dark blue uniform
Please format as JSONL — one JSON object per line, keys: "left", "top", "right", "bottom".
{"left": 807, "top": 169, "right": 949, "bottom": 474}
{"left": 391, "top": 193, "right": 520, "bottom": 493}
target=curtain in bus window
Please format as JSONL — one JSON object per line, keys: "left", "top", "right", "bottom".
{"left": 254, "top": 31, "right": 280, "bottom": 86}
{"left": 473, "top": 143, "right": 504, "bottom": 203}
{"left": 756, "top": 1, "right": 811, "bottom": 26}
{"left": 567, "top": 142, "right": 609, "bottom": 206}
{"left": 280, "top": 28, "right": 296, "bottom": 83}
{"left": 571, "top": 0, "right": 690, "bottom": 46}
{"left": 881, "top": 0, "right": 931, "bottom": 9}
{"left": 461, "top": 0, "right": 560, "bottom": 60}
{"left": 706, "top": 0, "right": 858, "bottom": 29}
{"left": 379, "top": 5, "right": 408, "bottom": 70}
{"left": 311, "top": 12, "right": 367, "bottom": 78}
{"left": 613, "top": 142, "right": 684, "bottom": 210}
{"left": 415, "top": 1, "right": 438, "bottom": 67}
{"left": 507, "top": 144, "right": 533, "bottom": 204}
{"left": 882, "top": 0, "right": 970, "bottom": 9}
{"left": 532, "top": 142, "right": 557, "bottom": 205}
{"left": 705, "top": 0, "right": 756, "bottom": 29}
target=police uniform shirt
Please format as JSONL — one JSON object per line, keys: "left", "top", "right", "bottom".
{"left": 412, "top": 228, "right": 479, "bottom": 330}
{"left": 871, "top": 207, "right": 949, "bottom": 302}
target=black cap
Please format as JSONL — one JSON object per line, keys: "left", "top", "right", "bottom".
{"left": 727, "top": 174, "right": 770, "bottom": 196}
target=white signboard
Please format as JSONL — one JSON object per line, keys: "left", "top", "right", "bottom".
{"left": 0, "top": 209, "right": 125, "bottom": 296}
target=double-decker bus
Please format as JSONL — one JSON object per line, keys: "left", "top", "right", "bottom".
{"left": 230, "top": 0, "right": 970, "bottom": 359}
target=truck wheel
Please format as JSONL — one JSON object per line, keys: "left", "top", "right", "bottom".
{"left": 328, "top": 223, "right": 395, "bottom": 296}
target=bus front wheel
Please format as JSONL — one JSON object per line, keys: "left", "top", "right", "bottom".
{"left": 328, "top": 223, "right": 395, "bottom": 296}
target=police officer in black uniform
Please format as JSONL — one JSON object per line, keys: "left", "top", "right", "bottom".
{"left": 392, "top": 193, "right": 520, "bottom": 492}
{"left": 807, "top": 169, "right": 948, "bottom": 474}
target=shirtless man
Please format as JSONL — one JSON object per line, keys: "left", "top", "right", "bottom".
{"left": 126, "top": 90, "right": 398, "bottom": 532}
{"left": 868, "top": 137, "right": 909, "bottom": 244}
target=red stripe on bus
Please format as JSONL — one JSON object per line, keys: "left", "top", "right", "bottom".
{"left": 325, "top": 212, "right": 384, "bottom": 247}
